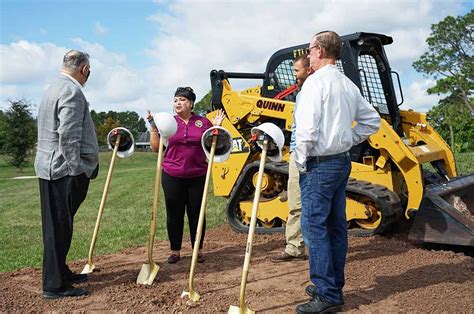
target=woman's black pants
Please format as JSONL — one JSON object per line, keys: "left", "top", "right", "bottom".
{"left": 162, "top": 171, "right": 206, "bottom": 251}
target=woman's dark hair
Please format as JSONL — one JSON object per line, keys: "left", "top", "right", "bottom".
{"left": 174, "top": 87, "right": 196, "bottom": 102}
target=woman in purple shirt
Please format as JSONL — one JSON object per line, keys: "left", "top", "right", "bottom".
{"left": 148, "top": 87, "right": 224, "bottom": 264}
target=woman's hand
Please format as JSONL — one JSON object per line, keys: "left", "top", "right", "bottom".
{"left": 211, "top": 109, "right": 226, "bottom": 126}
{"left": 146, "top": 110, "right": 158, "bottom": 131}
{"left": 146, "top": 110, "right": 152, "bottom": 120}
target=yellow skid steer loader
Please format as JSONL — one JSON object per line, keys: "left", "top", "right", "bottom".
{"left": 206, "top": 32, "right": 473, "bottom": 247}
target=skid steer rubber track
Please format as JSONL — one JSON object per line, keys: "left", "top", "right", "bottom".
{"left": 226, "top": 161, "right": 287, "bottom": 234}
{"left": 226, "top": 162, "right": 403, "bottom": 236}
{"left": 346, "top": 178, "right": 403, "bottom": 236}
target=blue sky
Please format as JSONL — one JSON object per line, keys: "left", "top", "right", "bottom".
{"left": 1, "top": 0, "right": 160, "bottom": 67}
{"left": 1, "top": 0, "right": 472, "bottom": 115}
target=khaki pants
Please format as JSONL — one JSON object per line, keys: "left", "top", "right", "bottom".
{"left": 285, "top": 152, "right": 305, "bottom": 256}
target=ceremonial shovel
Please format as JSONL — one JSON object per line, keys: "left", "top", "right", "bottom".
{"left": 136, "top": 137, "right": 165, "bottom": 285}
{"left": 82, "top": 131, "right": 122, "bottom": 274}
{"left": 229, "top": 138, "right": 269, "bottom": 314}
{"left": 181, "top": 130, "right": 218, "bottom": 301}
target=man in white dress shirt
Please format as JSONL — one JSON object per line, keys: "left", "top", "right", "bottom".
{"left": 294, "top": 31, "right": 380, "bottom": 313}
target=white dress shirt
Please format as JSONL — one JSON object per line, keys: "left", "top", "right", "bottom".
{"left": 294, "top": 64, "right": 381, "bottom": 172}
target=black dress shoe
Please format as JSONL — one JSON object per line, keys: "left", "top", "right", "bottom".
{"left": 43, "top": 287, "right": 88, "bottom": 299}
{"left": 305, "top": 285, "right": 344, "bottom": 305}
{"left": 68, "top": 273, "right": 88, "bottom": 284}
{"left": 296, "top": 295, "right": 342, "bottom": 313}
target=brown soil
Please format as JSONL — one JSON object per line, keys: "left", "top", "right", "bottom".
{"left": 1, "top": 225, "right": 473, "bottom": 313}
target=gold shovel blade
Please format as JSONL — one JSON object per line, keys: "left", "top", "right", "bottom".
{"left": 136, "top": 262, "right": 160, "bottom": 285}
{"left": 181, "top": 290, "right": 201, "bottom": 302}
{"left": 81, "top": 263, "right": 95, "bottom": 274}
{"left": 228, "top": 305, "right": 255, "bottom": 314}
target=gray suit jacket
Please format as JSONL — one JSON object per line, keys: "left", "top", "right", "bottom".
{"left": 35, "top": 74, "right": 99, "bottom": 180}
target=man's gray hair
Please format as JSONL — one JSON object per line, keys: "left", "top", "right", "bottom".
{"left": 62, "top": 50, "right": 90, "bottom": 70}
{"left": 313, "top": 31, "right": 342, "bottom": 60}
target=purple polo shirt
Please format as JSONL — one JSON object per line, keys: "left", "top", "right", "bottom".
{"left": 162, "top": 114, "right": 213, "bottom": 178}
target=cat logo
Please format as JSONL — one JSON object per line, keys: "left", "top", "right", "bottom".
{"left": 231, "top": 138, "right": 249, "bottom": 153}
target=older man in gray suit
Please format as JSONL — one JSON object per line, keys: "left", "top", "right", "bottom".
{"left": 35, "top": 50, "right": 99, "bottom": 299}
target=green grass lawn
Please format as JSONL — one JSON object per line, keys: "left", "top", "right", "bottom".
{"left": 1, "top": 151, "right": 473, "bottom": 272}
{"left": 0, "top": 152, "right": 227, "bottom": 272}
{"left": 454, "top": 152, "right": 474, "bottom": 175}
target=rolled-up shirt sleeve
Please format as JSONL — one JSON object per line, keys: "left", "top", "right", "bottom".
{"left": 295, "top": 79, "right": 321, "bottom": 172}
{"left": 352, "top": 94, "right": 381, "bottom": 145}
{"left": 57, "top": 86, "right": 85, "bottom": 176}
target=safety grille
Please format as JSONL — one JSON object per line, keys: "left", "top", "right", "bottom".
{"left": 358, "top": 54, "right": 389, "bottom": 114}
{"left": 336, "top": 59, "right": 344, "bottom": 73}
{"left": 274, "top": 59, "right": 344, "bottom": 89}
{"left": 273, "top": 57, "right": 388, "bottom": 114}
{"left": 274, "top": 59, "right": 295, "bottom": 89}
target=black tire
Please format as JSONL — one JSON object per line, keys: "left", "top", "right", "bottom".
{"left": 346, "top": 179, "right": 403, "bottom": 237}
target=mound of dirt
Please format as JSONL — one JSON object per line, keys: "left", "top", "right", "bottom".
{"left": 1, "top": 225, "right": 473, "bottom": 312}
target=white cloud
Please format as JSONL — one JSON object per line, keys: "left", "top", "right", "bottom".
{"left": 0, "top": 0, "right": 466, "bottom": 117}
{"left": 384, "top": 28, "right": 431, "bottom": 62}
{"left": 94, "top": 22, "right": 109, "bottom": 35}
{"left": 0, "top": 41, "right": 66, "bottom": 84}
{"left": 144, "top": 0, "right": 464, "bottom": 112}
{"left": 0, "top": 39, "right": 154, "bottom": 114}
{"left": 401, "top": 79, "right": 443, "bottom": 113}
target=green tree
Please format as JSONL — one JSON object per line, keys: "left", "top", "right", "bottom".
{"left": 428, "top": 95, "right": 474, "bottom": 152}
{"left": 413, "top": 10, "right": 474, "bottom": 113}
{"left": 90, "top": 110, "right": 101, "bottom": 127}
{"left": 0, "top": 110, "right": 7, "bottom": 152}
{"left": 116, "top": 111, "right": 147, "bottom": 138}
{"left": 1, "top": 99, "right": 37, "bottom": 171}
{"left": 96, "top": 116, "right": 119, "bottom": 147}
{"left": 90, "top": 110, "right": 146, "bottom": 144}
{"left": 194, "top": 91, "right": 212, "bottom": 116}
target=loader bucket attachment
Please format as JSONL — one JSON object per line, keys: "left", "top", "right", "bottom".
{"left": 408, "top": 175, "right": 474, "bottom": 247}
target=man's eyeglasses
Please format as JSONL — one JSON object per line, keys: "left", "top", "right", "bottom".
{"left": 306, "top": 45, "right": 321, "bottom": 54}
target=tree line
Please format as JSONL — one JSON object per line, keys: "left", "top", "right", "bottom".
{"left": 0, "top": 101, "right": 148, "bottom": 170}
{"left": 90, "top": 110, "right": 147, "bottom": 146}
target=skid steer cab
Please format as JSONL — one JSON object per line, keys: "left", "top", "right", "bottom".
{"left": 206, "top": 32, "right": 474, "bottom": 247}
